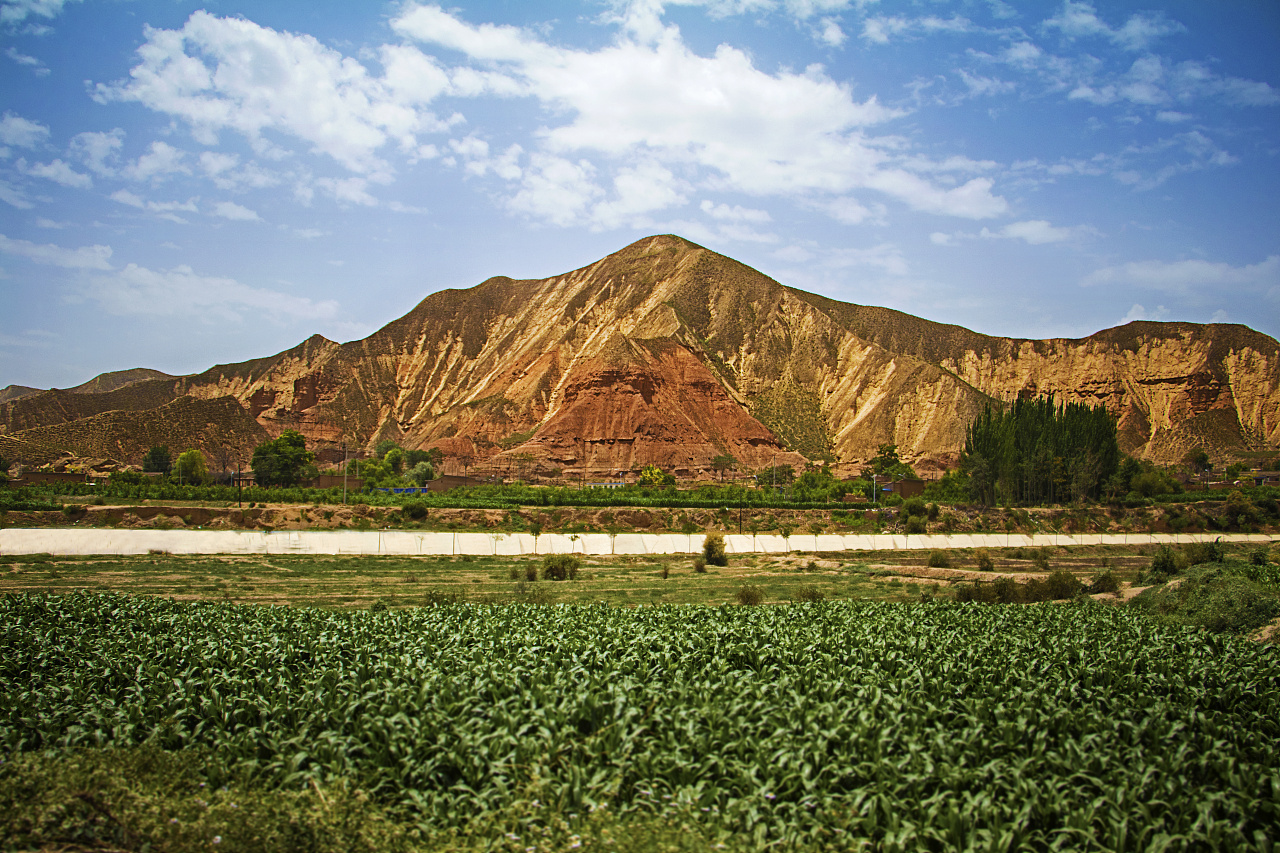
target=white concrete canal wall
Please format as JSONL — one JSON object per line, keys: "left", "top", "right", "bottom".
{"left": 0, "top": 528, "right": 1275, "bottom": 557}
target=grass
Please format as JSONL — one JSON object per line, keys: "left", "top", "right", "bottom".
{"left": 0, "top": 544, "right": 1216, "bottom": 608}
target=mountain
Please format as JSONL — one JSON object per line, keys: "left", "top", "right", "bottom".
{"left": 65, "top": 367, "right": 177, "bottom": 395}
{"left": 2, "top": 235, "right": 1277, "bottom": 475}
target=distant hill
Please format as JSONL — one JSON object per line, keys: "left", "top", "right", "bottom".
{"left": 2, "top": 235, "right": 1277, "bottom": 474}
{"left": 0, "top": 385, "right": 40, "bottom": 405}
{"left": 65, "top": 367, "right": 176, "bottom": 395}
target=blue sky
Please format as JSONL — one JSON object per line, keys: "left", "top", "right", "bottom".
{"left": 1, "top": 0, "right": 1277, "bottom": 389}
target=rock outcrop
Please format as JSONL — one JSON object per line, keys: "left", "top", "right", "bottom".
{"left": 2, "top": 235, "right": 1277, "bottom": 474}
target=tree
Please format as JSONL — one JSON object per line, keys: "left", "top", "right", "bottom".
{"left": 866, "top": 444, "right": 917, "bottom": 481}
{"left": 711, "top": 453, "right": 737, "bottom": 482}
{"left": 408, "top": 461, "right": 434, "bottom": 486}
{"left": 142, "top": 445, "right": 171, "bottom": 474}
{"left": 384, "top": 447, "right": 404, "bottom": 474}
{"left": 1184, "top": 447, "right": 1211, "bottom": 473}
{"left": 639, "top": 464, "right": 673, "bottom": 487}
{"left": 374, "top": 440, "right": 400, "bottom": 460}
{"left": 173, "top": 449, "right": 208, "bottom": 484}
{"left": 251, "top": 430, "right": 314, "bottom": 487}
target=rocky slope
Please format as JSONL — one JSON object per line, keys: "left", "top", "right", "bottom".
{"left": 2, "top": 235, "right": 1277, "bottom": 475}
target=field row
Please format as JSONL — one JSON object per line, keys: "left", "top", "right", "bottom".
{"left": 3, "top": 593, "right": 1277, "bottom": 850}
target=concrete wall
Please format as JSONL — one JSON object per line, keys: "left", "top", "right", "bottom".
{"left": 0, "top": 528, "right": 1273, "bottom": 557}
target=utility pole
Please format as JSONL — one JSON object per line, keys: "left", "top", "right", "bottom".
{"left": 341, "top": 440, "right": 348, "bottom": 505}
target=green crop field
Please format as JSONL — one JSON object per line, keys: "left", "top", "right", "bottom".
{"left": 3, "top": 592, "right": 1277, "bottom": 851}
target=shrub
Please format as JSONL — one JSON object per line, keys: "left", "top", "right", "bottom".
{"left": 661, "top": 565, "right": 670, "bottom": 580}
{"left": 905, "top": 516, "right": 927, "bottom": 534}
{"left": 703, "top": 531, "right": 728, "bottom": 567}
{"left": 736, "top": 584, "right": 765, "bottom": 605}
{"left": 903, "top": 497, "right": 927, "bottom": 518}
{"left": 1250, "top": 548, "right": 1270, "bottom": 567}
{"left": 1185, "top": 539, "right": 1225, "bottom": 566}
{"left": 975, "top": 549, "right": 995, "bottom": 572}
{"left": 61, "top": 503, "right": 87, "bottom": 520}
{"left": 692, "top": 557, "right": 707, "bottom": 573}
{"left": 541, "top": 554, "right": 580, "bottom": 581}
{"left": 794, "top": 585, "right": 826, "bottom": 603}
{"left": 927, "top": 502, "right": 940, "bottom": 521}
{"left": 1033, "top": 548, "right": 1052, "bottom": 572}
{"left": 1089, "top": 570, "right": 1121, "bottom": 595}
{"left": 926, "top": 550, "right": 951, "bottom": 569}
{"left": 524, "top": 563, "right": 538, "bottom": 582}
{"left": 1044, "top": 569, "right": 1083, "bottom": 600}
{"left": 993, "top": 576, "right": 1022, "bottom": 603}
{"left": 402, "top": 499, "right": 428, "bottom": 520}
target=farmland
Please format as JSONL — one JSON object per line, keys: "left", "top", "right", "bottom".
{"left": 3, "top": 591, "right": 1278, "bottom": 851}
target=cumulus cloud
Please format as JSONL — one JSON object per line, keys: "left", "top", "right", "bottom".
{"left": 6, "top": 47, "right": 49, "bottom": 75}
{"left": 986, "top": 219, "right": 1081, "bottom": 244}
{"left": 1122, "top": 303, "right": 1170, "bottom": 322}
{"left": 68, "top": 128, "right": 124, "bottom": 176}
{"left": 212, "top": 200, "right": 261, "bottom": 221}
{"left": 125, "top": 141, "right": 190, "bottom": 182}
{"left": 0, "top": 0, "right": 81, "bottom": 25}
{"left": 0, "top": 233, "right": 112, "bottom": 269}
{"left": 394, "top": 4, "right": 1007, "bottom": 223}
{"left": 18, "top": 158, "right": 91, "bottom": 188}
{"left": 83, "top": 263, "right": 339, "bottom": 323}
{"left": 1084, "top": 256, "right": 1280, "bottom": 294}
{"left": 109, "top": 189, "right": 199, "bottom": 223}
{"left": 0, "top": 111, "right": 48, "bottom": 148}
{"left": 95, "top": 11, "right": 463, "bottom": 177}
{"left": 1042, "top": 1, "right": 1183, "bottom": 51}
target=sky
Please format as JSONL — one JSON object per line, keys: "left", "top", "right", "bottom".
{"left": 1, "top": 0, "right": 1277, "bottom": 390}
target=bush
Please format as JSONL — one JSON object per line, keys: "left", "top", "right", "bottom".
{"left": 926, "top": 550, "right": 951, "bottom": 569}
{"left": 1044, "top": 569, "right": 1083, "bottom": 600}
{"left": 1033, "top": 549, "right": 1052, "bottom": 572}
{"left": 903, "top": 497, "right": 927, "bottom": 518}
{"left": 1089, "top": 570, "right": 1121, "bottom": 595}
{"left": 975, "top": 549, "right": 995, "bottom": 572}
{"left": 993, "top": 576, "right": 1021, "bottom": 603}
{"left": 541, "top": 554, "right": 580, "bottom": 581}
{"left": 402, "top": 499, "right": 428, "bottom": 520}
{"left": 61, "top": 503, "right": 87, "bottom": 520}
{"left": 926, "top": 502, "right": 940, "bottom": 521}
{"left": 736, "top": 584, "right": 765, "bottom": 605}
{"left": 1145, "top": 545, "right": 1181, "bottom": 583}
{"left": 1185, "top": 539, "right": 1225, "bottom": 566}
{"left": 524, "top": 563, "right": 538, "bottom": 582}
{"left": 692, "top": 557, "right": 707, "bottom": 573}
{"left": 904, "top": 516, "right": 927, "bottom": 534}
{"left": 703, "top": 531, "right": 728, "bottom": 567}
{"left": 1250, "top": 548, "right": 1269, "bottom": 567}
{"left": 1130, "top": 566, "right": 1280, "bottom": 634}
{"left": 793, "top": 585, "right": 826, "bottom": 603}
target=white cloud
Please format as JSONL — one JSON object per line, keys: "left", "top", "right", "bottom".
{"left": 68, "top": 128, "right": 124, "bottom": 176}
{"left": 395, "top": 4, "right": 1007, "bottom": 221}
{"left": 816, "top": 18, "right": 845, "bottom": 47}
{"left": 1155, "top": 110, "right": 1191, "bottom": 123}
{"left": 1085, "top": 256, "right": 1280, "bottom": 294}
{"left": 126, "top": 141, "right": 190, "bottom": 182}
{"left": 1042, "top": 1, "right": 1183, "bottom": 51}
{"left": 19, "top": 158, "right": 91, "bottom": 188}
{"left": 0, "top": 233, "right": 112, "bottom": 269}
{"left": 0, "top": 111, "right": 48, "bottom": 148}
{"left": 96, "top": 11, "right": 462, "bottom": 177}
{"left": 1210, "top": 309, "right": 1229, "bottom": 323}
{"left": 988, "top": 219, "right": 1078, "bottom": 244}
{"left": 1122, "top": 303, "right": 1170, "bottom": 322}
{"left": 212, "top": 200, "right": 261, "bottom": 221}
{"left": 316, "top": 176, "right": 378, "bottom": 206}
{"left": 6, "top": 47, "right": 49, "bottom": 75}
{"left": 700, "top": 199, "right": 771, "bottom": 223}
{"left": 591, "top": 161, "right": 687, "bottom": 229}
{"left": 0, "top": 0, "right": 80, "bottom": 25}
{"left": 930, "top": 231, "right": 954, "bottom": 246}
{"left": 109, "top": 189, "right": 199, "bottom": 223}
{"left": 860, "top": 14, "right": 970, "bottom": 44}
{"left": 0, "top": 178, "right": 32, "bottom": 209}
{"left": 84, "top": 263, "right": 339, "bottom": 323}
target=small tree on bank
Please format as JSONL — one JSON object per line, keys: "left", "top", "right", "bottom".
{"left": 251, "top": 430, "right": 314, "bottom": 487}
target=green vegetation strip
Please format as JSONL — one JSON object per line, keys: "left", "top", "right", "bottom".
{"left": 3, "top": 593, "right": 1278, "bottom": 850}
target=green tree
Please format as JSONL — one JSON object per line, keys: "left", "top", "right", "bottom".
{"left": 173, "top": 449, "right": 208, "bottom": 485}
{"left": 1184, "top": 447, "right": 1211, "bottom": 473}
{"left": 251, "top": 430, "right": 314, "bottom": 487}
{"left": 384, "top": 447, "right": 404, "bottom": 475}
{"left": 374, "top": 440, "right": 400, "bottom": 460}
{"left": 710, "top": 453, "right": 737, "bottom": 482}
{"left": 142, "top": 445, "right": 171, "bottom": 474}
{"left": 407, "top": 461, "right": 434, "bottom": 486}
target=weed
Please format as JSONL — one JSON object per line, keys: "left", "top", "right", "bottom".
{"left": 736, "top": 584, "right": 765, "bottom": 605}
{"left": 926, "top": 550, "right": 951, "bottom": 569}
{"left": 703, "top": 531, "right": 728, "bottom": 567}
{"left": 541, "top": 554, "right": 580, "bottom": 581}
{"left": 974, "top": 549, "right": 995, "bottom": 572}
